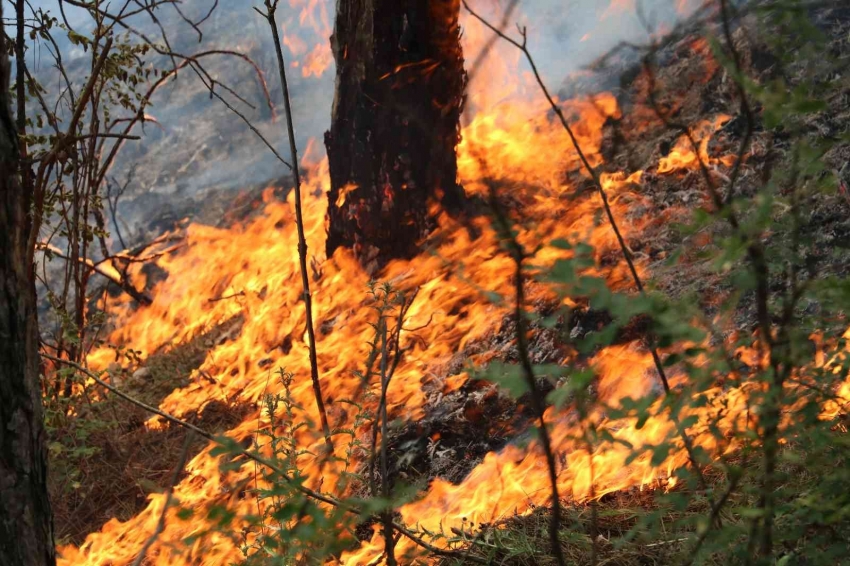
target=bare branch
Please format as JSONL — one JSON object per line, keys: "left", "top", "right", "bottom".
{"left": 36, "top": 242, "right": 153, "bottom": 306}
{"left": 261, "top": 0, "right": 332, "bottom": 449}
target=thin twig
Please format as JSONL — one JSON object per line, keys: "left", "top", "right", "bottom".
{"left": 718, "top": 0, "right": 755, "bottom": 207}
{"left": 27, "top": 36, "right": 114, "bottom": 268}
{"left": 684, "top": 468, "right": 743, "bottom": 565}
{"left": 588, "top": 424, "right": 598, "bottom": 566}
{"left": 93, "top": 48, "right": 283, "bottom": 193}
{"left": 260, "top": 0, "right": 333, "bottom": 450}
{"left": 379, "top": 303, "right": 397, "bottom": 566}
{"left": 36, "top": 242, "right": 153, "bottom": 306}
{"left": 208, "top": 291, "right": 246, "bottom": 303}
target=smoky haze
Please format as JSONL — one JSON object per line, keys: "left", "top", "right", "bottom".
{"left": 19, "top": 0, "right": 694, "bottom": 232}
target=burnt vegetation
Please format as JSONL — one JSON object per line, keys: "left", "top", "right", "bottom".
{"left": 2, "top": 1, "right": 850, "bottom": 566}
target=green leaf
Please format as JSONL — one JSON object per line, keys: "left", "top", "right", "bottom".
{"left": 737, "top": 507, "right": 764, "bottom": 519}
{"left": 547, "top": 385, "right": 572, "bottom": 408}
{"left": 480, "top": 362, "right": 530, "bottom": 398}
{"left": 650, "top": 443, "right": 671, "bottom": 467}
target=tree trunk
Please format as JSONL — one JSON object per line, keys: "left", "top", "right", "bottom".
{"left": 324, "top": 0, "right": 467, "bottom": 264}
{"left": 0, "top": 2, "right": 56, "bottom": 563}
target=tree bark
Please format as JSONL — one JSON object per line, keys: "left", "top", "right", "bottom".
{"left": 324, "top": 0, "right": 467, "bottom": 264}
{"left": 0, "top": 2, "right": 56, "bottom": 563}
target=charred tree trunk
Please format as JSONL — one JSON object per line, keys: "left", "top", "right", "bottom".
{"left": 325, "top": 0, "right": 467, "bottom": 264}
{"left": 0, "top": 3, "right": 56, "bottom": 564}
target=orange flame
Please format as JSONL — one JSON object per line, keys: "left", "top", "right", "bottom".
{"left": 281, "top": 0, "right": 333, "bottom": 78}
{"left": 601, "top": 0, "right": 636, "bottom": 20}
{"left": 657, "top": 115, "right": 735, "bottom": 174}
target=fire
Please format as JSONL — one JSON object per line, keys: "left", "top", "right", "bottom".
{"left": 291, "top": 0, "right": 331, "bottom": 35}
{"left": 343, "top": 337, "right": 850, "bottom": 563}
{"left": 301, "top": 43, "right": 334, "bottom": 78}
{"left": 601, "top": 0, "right": 636, "bottom": 20}
{"left": 676, "top": 0, "right": 704, "bottom": 17}
{"left": 55, "top": 7, "right": 850, "bottom": 566}
{"left": 282, "top": 32, "right": 307, "bottom": 57}
{"left": 657, "top": 114, "right": 735, "bottom": 174}
{"left": 281, "top": 0, "right": 333, "bottom": 78}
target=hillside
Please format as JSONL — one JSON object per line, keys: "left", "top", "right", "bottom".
{"left": 27, "top": 1, "right": 850, "bottom": 565}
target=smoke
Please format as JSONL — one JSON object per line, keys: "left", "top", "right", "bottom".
{"left": 18, "top": 0, "right": 696, "bottom": 235}
{"left": 463, "top": 0, "right": 698, "bottom": 102}
{"left": 528, "top": 0, "right": 693, "bottom": 74}
{"left": 98, "top": 0, "right": 335, "bottom": 200}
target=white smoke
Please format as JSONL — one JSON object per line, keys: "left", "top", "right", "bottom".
{"left": 15, "top": 0, "right": 695, "bottom": 226}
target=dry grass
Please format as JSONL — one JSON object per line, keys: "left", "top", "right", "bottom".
{"left": 49, "top": 320, "right": 250, "bottom": 545}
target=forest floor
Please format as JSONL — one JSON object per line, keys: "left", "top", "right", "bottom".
{"left": 47, "top": 3, "right": 850, "bottom": 563}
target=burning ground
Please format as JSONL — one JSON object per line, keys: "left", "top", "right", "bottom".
{"left": 47, "top": 2, "right": 850, "bottom": 566}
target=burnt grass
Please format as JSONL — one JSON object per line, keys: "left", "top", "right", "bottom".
{"left": 604, "top": 6, "right": 850, "bottom": 328}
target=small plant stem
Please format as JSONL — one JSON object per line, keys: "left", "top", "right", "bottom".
{"left": 366, "top": 288, "right": 412, "bottom": 565}
{"left": 588, "top": 425, "right": 598, "bottom": 566}
{"left": 379, "top": 314, "right": 397, "bottom": 566}
{"left": 514, "top": 244, "right": 567, "bottom": 566}
{"left": 757, "top": 370, "right": 782, "bottom": 560}
{"left": 478, "top": 162, "right": 566, "bottom": 566}
{"left": 718, "top": 0, "right": 755, "bottom": 207}
{"left": 260, "top": 0, "right": 333, "bottom": 450}
{"left": 685, "top": 467, "right": 743, "bottom": 565}
{"left": 715, "top": 3, "right": 794, "bottom": 557}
